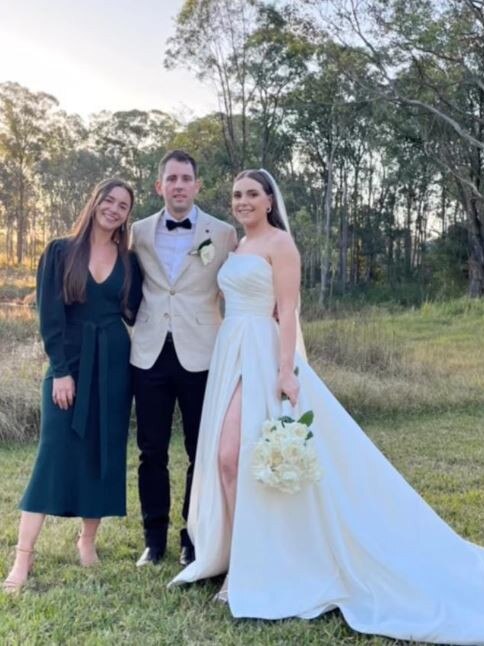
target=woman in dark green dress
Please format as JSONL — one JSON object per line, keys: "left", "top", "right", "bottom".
{"left": 3, "top": 178, "right": 142, "bottom": 593}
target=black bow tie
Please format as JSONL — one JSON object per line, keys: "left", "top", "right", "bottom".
{"left": 166, "top": 218, "right": 192, "bottom": 231}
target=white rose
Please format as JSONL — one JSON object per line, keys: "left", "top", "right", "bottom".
{"left": 282, "top": 444, "right": 302, "bottom": 463}
{"left": 278, "top": 470, "right": 301, "bottom": 494}
{"left": 255, "top": 466, "right": 275, "bottom": 486}
{"left": 261, "top": 420, "right": 277, "bottom": 438}
{"left": 200, "top": 243, "right": 215, "bottom": 265}
{"left": 305, "top": 452, "right": 323, "bottom": 482}
{"left": 253, "top": 443, "right": 271, "bottom": 467}
{"left": 290, "top": 422, "right": 309, "bottom": 440}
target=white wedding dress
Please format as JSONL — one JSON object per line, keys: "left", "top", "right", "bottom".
{"left": 171, "top": 252, "right": 484, "bottom": 644}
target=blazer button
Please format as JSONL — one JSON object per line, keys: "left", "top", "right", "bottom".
{"left": 163, "top": 313, "right": 170, "bottom": 319}
{"left": 169, "top": 289, "right": 176, "bottom": 295}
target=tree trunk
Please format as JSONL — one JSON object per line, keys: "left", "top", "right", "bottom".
{"left": 16, "top": 173, "right": 25, "bottom": 264}
{"left": 456, "top": 179, "right": 484, "bottom": 297}
{"left": 351, "top": 163, "right": 361, "bottom": 286}
{"left": 339, "top": 165, "right": 349, "bottom": 293}
{"left": 467, "top": 199, "right": 484, "bottom": 297}
{"left": 440, "top": 180, "right": 447, "bottom": 236}
{"left": 404, "top": 188, "right": 413, "bottom": 277}
{"left": 319, "top": 145, "right": 335, "bottom": 307}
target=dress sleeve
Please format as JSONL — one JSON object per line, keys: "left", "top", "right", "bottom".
{"left": 36, "top": 239, "right": 71, "bottom": 378}
{"left": 123, "top": 251, "right": 143, "bottom": 326}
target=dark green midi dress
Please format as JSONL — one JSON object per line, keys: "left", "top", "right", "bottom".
{"left": 20, "top": 238, "right": 142, "bottom": 518}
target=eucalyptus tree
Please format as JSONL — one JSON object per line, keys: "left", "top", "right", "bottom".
{"left": 165, "top": 0, "right": 312, "bottom": 174}
{"left": 165, "top": 0, "right": 260, "bottom": 173}
{"left": 89, "top": 109, "right": 178, "bottom": 218}
{"left": 171, "top": 112, "right": 235, "bottom": 218}
{"left": 34, "top": 112, "right": 94, "bottom": 249}
{"left": 37, "top": 149, "right": 103, "bottom": 243}
{"left": 286, "top": 41, "right": 379, "bottom": 304}
{"left": 305, "top": 0, "right": 484, "bottom": 296}
{"left": 0, "top": 82, "right": 60, "bottom": 263}
{"left": 0, "top": 159, "right": 18, "bottom": 262}
{"left": 243, "top": 4, "right": 314, "bottom": 169}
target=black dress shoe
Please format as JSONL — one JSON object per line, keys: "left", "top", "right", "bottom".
{"left": 136, "top": 547, "right": 164, "bottom": 567}
{"left": 179, "top": 545, "right": 195, "bottom": 566}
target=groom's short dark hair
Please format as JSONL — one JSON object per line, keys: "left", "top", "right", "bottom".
{"left": 158, "top": 150, "right": 198, "bottom": 178}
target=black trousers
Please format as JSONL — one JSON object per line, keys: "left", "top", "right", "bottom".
{"left": 133, "top": 334, "right": 208, "bottom": 554}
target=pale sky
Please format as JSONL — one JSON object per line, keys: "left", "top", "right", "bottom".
{"left": 0, "top": 0, "right": 218, "bottom": 121}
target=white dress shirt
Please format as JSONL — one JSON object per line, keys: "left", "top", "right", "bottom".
{"left": 155, "top": 207, "right": 198, "bottom": 285}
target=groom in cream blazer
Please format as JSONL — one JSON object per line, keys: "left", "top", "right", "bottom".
{"left": 130, "top": 150, "right": 237, "bottom": 567}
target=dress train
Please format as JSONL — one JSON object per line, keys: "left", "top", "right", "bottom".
{"left": 171, "top": 253, "right": 484, "bottom": 645}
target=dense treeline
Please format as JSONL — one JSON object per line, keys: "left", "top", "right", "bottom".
{"left": 1, "top": 0, "right": 483, "bottom": 305}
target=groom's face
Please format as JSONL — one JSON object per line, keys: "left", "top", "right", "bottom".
{"left": 156, "top": 160, "right": 200, "bottom": 219}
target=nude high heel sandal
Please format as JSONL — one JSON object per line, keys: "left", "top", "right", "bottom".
{"left": 76, "top": 533, "right": 100, "bottom": 567}
{"left": 2, "top": 546, "right": 35, "bottom": 594}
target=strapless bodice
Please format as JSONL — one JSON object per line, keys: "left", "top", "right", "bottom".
{"left": 218, "top": 253, "right": 275, "bottom": 318}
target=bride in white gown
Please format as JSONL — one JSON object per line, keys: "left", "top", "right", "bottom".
{"left": 170, "top": 169, "right": 484, "bottom": 645}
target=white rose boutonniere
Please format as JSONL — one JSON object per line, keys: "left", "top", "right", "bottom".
{"left": 189, "top": 238, "right": 215, "bottom": 266}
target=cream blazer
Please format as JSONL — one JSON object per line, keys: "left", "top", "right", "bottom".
{"left": 130, "top": 207, "right": 237, "bottom": 372}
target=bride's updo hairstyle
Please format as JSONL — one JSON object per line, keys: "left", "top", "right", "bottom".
{"left": 234, "top": 169, "right": 287, "bottom": 231}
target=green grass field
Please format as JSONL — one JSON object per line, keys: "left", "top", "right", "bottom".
{"left": 1, "top": 298, "right": 484, "bottom": 644}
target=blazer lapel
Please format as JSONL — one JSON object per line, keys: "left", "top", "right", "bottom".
{"left": 148, "top": 209, "right": 170, "bottom": 287}
{"left": 174, "top": 208, "right": 213, "bottom": 285}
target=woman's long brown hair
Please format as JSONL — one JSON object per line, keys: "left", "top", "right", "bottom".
{"left": 63, "top": 178, "right": 135, "bottom": 310}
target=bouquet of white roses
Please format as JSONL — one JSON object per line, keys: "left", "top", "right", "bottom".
{"left": 252, "top": 409, "right": 322, "bottom": 494}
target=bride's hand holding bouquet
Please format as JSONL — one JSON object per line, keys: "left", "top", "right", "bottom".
{"left": 277, "top": 366, "right": 300, "bottom": 407}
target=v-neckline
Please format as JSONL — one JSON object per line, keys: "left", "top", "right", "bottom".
{"left": 88, "top": 253, "right": 119, "bottom": 286}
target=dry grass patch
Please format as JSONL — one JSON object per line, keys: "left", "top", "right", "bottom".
{"left": 314, "top": 363, "right": 484, "bottom": 420}
{"left": 0, "top": 266, "right": 36, "bottom": 303}
{"left": 303, "top": 298, "right": 484, "bottom": 419}
{"left": 2, "top": 295, "right": 484, "bottom": 440}
{"left": 0, "top": 304, "right": 37, "bottom": 342}
{"left": 0, "top": 342, "right": 43, "bottom": 441}
{"left": 0, "top": 306, "right": 43, "bottom": 441}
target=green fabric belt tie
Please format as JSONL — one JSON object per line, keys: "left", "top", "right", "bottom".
{"left": 71, "top": 318, "right": 118, "bottom": 479}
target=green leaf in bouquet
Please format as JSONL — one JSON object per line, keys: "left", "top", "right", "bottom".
{"left": 297, "top": 410, "right": 314, "bottom": 426}
{"left": 306, "top": 430, "right": 314, "bottom": 441}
